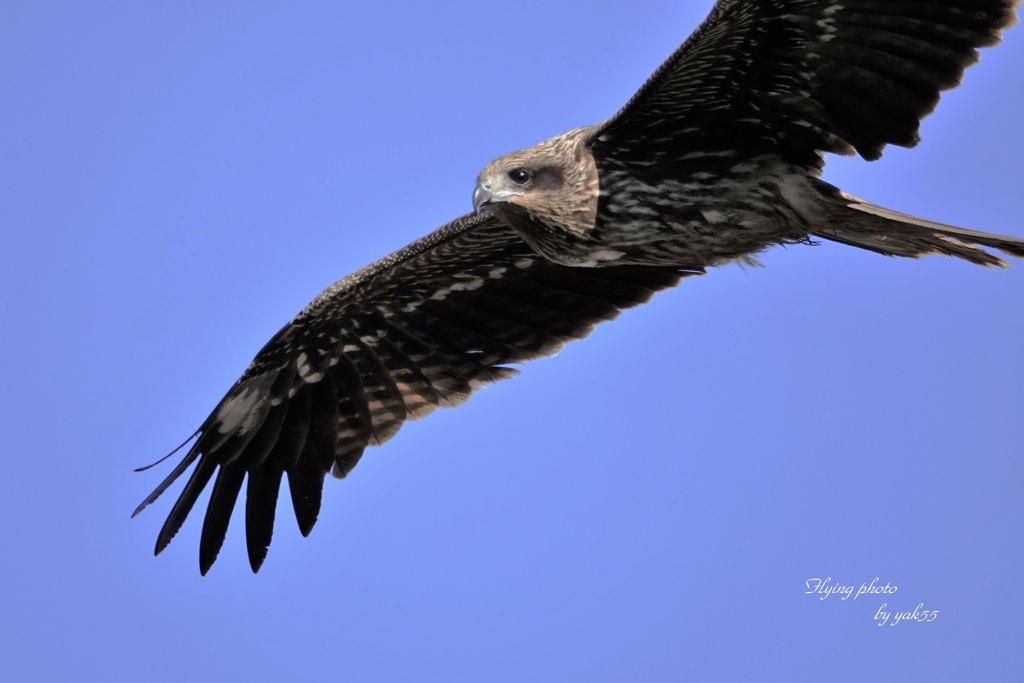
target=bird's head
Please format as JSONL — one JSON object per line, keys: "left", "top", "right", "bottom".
{"left": 473, "top": 127, "right": 599, "bottom": 236}
{"left": 473, "top": 150, "right": 564, "bottom": 214}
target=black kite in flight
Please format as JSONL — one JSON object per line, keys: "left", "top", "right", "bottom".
{"left": 136, "top": 0, "right": 1024, "bottom": 573}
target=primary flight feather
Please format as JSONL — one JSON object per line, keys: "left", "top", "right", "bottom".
{"left": 136, "top": 0, "right": 1024, "bottom": 574}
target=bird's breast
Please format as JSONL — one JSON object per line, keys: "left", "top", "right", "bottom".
{"left": 585, "top": 155, "right": 823, "bottom": 268}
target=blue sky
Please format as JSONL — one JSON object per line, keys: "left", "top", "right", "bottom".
{"left": 3, "top": 1, "right": 1023, "bottom": 681}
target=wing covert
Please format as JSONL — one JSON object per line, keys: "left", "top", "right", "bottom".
{"left": 592, "top": 0, "right": 1020, "bottom": 165}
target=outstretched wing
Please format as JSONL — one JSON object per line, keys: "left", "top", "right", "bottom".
{"left": 135, "top": 212, "right": 699, "bottom": 574}
{"left": 592, "top": 0, "right": 1020, "bottom": 165}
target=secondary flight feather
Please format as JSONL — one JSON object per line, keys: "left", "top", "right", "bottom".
{"left": 136, "top": 0, "right": 1024, "bottom": 574}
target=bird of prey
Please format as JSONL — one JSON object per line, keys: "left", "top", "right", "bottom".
{"left": 136, "top": 0, "right": 1024, "bottom": 574}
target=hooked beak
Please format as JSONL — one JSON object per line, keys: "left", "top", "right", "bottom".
{"left": 472, "top": 183, "right": 493, "bottom": 214}
{"left": 473, "top": 181, "right": 523, "bottom": 214}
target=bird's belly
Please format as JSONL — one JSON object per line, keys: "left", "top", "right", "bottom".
{"left": 590, "top": 210, "right": 800, "bottom": 268}
{"left": 580, "top": 160, "right": 824, "bottom": 268}
{"left": 513, "top": 209, "right": 808, "bottom": 269}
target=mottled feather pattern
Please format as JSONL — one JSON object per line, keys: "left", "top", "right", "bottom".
{"left": 137, "top": 0, "right": 1023, "bottom": 573}
{"left": 138, "top": 213, "right": 691, "bottom": 573}
{"left": 595, "top": 0, "right": 1020, "bottom": 163}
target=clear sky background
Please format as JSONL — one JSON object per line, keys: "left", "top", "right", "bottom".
{"left": 3, "top": 2, "right": 1023, "bottom": 681}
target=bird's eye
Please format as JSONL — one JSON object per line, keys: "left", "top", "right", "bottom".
{"left": 508, "top": 168, "right": 532, "bottom": 185}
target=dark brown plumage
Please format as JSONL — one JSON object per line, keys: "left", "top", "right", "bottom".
{"left": 136, "top": 0, "right": 1024, "bottom": 574}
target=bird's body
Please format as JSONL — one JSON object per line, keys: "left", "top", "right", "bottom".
{"left": 588, "top": 151, "right": 818, "bottom": 267}
{"left": 136, "top": 0, "right": 1024, "bottom": 574}
{"left": 480, "top": 127, "right": 817, "bottom": 268}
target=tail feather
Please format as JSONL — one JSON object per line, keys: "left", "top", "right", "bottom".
{"left": 814, "top": 192, "right": 1024, "bottom": 267}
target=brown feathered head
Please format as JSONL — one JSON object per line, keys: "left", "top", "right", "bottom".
{"left": 473, "top": 126, "right": 600, "bottom": 237}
